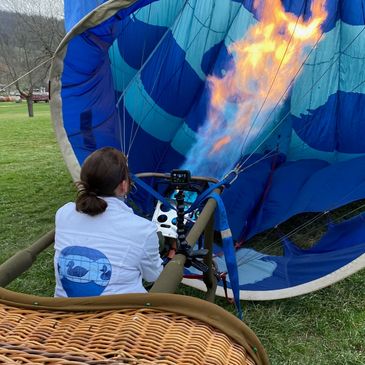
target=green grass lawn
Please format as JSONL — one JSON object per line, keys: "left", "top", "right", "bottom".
{"left": 0, "top": 102, "right": 364, "bottom": 364}
{"left": 0, "top": 102, "right": 75, "bottom": 296}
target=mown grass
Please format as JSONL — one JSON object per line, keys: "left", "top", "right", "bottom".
{"left": 0, "top": 102, "right": 364, "bottom": 364}
{"left": 0, "top": 102, "right": 75, "bottom": 296}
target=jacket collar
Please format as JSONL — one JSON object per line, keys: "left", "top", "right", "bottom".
{"left": 102, "top": 196, "right": 133, "bottom": 213}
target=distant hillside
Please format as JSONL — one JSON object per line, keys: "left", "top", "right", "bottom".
{"left": 0, "top": 11, "right": 16, "bottom": 34}
{"left": 0, "top": 10, "right": 64, "bottom": 47}
{"left": 0, "top": 10, "right": 65, "bottom": 91}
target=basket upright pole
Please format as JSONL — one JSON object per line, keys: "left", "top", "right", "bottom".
{"left": 151, "top": 191, "right": 219, "bottom": 294}
{"left": 0, "top": 230, "right": 55, "bottom": 287}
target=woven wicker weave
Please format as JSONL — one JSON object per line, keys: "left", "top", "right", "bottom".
{"left": 0, "top": 303, "right": 257, "bottom": 364}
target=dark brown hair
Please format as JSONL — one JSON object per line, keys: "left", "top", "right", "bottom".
{"left": 76, "top": 147, "right": 129, "bottom": 216}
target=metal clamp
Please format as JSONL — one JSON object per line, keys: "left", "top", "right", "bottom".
{"left": 222, "top": 167, "right": 240, "bottom": 186}
{"left": 176, "top": 242, "right": 209, "bottom": 273}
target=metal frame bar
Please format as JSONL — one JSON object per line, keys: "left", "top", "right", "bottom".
{"left": 150, "top": 188, "right": 221, "bottom": 296}
{"left": 0, "top": 230, "right": 55, "bottom": 287}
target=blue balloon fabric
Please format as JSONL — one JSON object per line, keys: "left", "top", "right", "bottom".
{"left": 54, "top": 0, "right": 365, "bottom": 299}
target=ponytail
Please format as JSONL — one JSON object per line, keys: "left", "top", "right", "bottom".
{"left": 75, "top": 182, "right": 107, "bottom": 216}
{"left": 74, "top": 147, "right": 130, "bottom": 216}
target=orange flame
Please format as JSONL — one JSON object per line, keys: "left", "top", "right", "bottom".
{"left": 209, "top": 0, "right": 327, "bottom": 154}
{"left": 211, "top": 136, "right": 232, "bottom": 153}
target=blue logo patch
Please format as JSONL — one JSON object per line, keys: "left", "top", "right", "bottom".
{"left": 58, "top": 246, "right": 112, "bottom": 297}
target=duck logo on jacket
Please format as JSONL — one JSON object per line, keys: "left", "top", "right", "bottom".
{"left": 58, "top": 246, "right": 112, "bottom": 297}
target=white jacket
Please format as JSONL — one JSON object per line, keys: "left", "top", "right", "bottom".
{"left": 54, "top": 197, "right": 163, "bottom": 297}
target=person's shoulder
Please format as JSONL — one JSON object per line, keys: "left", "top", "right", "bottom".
{"left": 57, "top": 201, "right": 75, "bottom": 212}
{"left": 56, "top": 202, "right": 75, "bottom": 219}
{"left": 132, "top": 213, "right": 157, "bottom": 232}
{"left": 106, "top": 198, "right": 157, "bottom": 236}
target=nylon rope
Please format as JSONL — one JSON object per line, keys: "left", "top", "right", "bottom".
{"left": 240, "top": 183, "right": 365, "bottom": 266}
{"left": 227, "top": 23, "right": 365, "bottom": 265}
{"left": 121, "top": 1, "right": 188, "bottom": 158}
{"left": 127, "top": 40, "right": 147, "bottom": 155}
{"left": 147, "top": 0, "right": 244, "bottom": 174}
{"left": 123, "top": 5, "right": 365, "bottom": 261}
{"left": 225, "top": 19, "right": 365, "bottom": 263}
{"left": 110, "top": 5, "right": 146, "bottom": 154}
{"left": 224, "top": 22, "right": 365, "bottom": 264}
{"left": 114, "top": 1, "right": 188, "bottom": 109}
{"left": 238, "top": 61, "right": 365, "bottom": 175}
{"left": 127, "top": 3, "right": 154, "bottom": 154}
{"left": 240, "top": 199, "right": 365, "bottom": 266}
{"left": 236, "top": 23, "right": 365, "bottom": 172}
{"left": 236, "top": 11, "right": 343, "bottom": 169}
{"left": 125, "top": 1, "right": 245, "bottom": 170}
{"left": 126, "top": 32, "right": 176, "bottom": 157}
{"left": 235, "top": 31, "right": 324, "bottom": 171}
{"left": 0, "top": 57, "right": 54, "bottom": 93}
{"left": 110, "top": 40, "right": 125, "bottom": 153}
{"left": 126, "top": 3, "right": 215, "bottom": 157}
{"left": 124, "top": 0, "right": 243, "bottom": 162}
{"left": 237, "top": 0, "right": 306, "bottom": 158}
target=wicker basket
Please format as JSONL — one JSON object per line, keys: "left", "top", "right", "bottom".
{"left": 0, "top": 289, "right": 269, "bottom": 365}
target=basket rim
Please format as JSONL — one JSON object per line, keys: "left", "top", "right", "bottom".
{"left": 0, "top": 287, "right": 269, "bottom": 365}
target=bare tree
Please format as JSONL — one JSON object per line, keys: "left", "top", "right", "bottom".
{"left": 0, "top": 0, "right": 64, "bottom": 117}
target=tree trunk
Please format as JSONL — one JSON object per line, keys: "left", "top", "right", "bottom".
{"left": 26, "top": 97, "right": 34, "bottom": 117}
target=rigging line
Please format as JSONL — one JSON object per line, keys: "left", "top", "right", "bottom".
{"left": 239, "top": 63, "right": 365, "bottom": 174}
{"left": 237, "top": 0, "right": 306, "bottom": 158}
{"left": 141, "top": 1, "right": 245, "bottom": 174}
{"left": 129, "top": 0, "right": 245, "bottom": 162}
{"left": 241, "top": 198, "right": 365, "bottom": 266}
{"left": 110, "top": 41, "right": 125, "bottom": 153}
{"left": 236, "top": 142, "right": 320, "bottom": 174}
{"left": 113, "top": 4, "right": 147, "bottom": 154}
{"left": 351, "top": 78, "right": 365, "bottom": 93}
{"left": 237, "top": 134, "right": 320, "bottom": 173}
{"left": 119, "top": 84, "right": 126, "bottom": 155}
{"left": 241, "top": 181, "right": 365, "bottom": 265}
{"left": 237, "top": 24, "right": 365, "bottom": 171}
{"left": 234, "top": 9, "right": 339, "bottom": 171}
{"left": 127, "top": 5, "right": 215, "bottom": 156}
{"left": 235, "top": 32, "right": 324, "bottom": 171}
{"left": 240, "top": 170, "right": 365, "bottom": 261}
{"left": 109, "top": 6, "right": 146, "bottom": 153}
{"left": 331, "top": 200, "right": 365, "bottom": 222}
{"left": 238, "top": 196, "right": 365, "bottom": 259}
{"left": 232, "top": 84, "right": 338, "bottom": 174}
{"left": 123, "top": 95, "right": 127, "bottom": 153}
{"left": 185, "top": 0, "right": 229, "bottom": 34}
{"left": 241, "top": 214, "right": 325, "bottom": 263}
{"left": 340, "top": 203, "right": 365, "bottom": 221}
{"left": 0, "top": 57, "right": 54, "bottom": 92}
{"left": 236, "top": 136, "right": 358, "bottom": 183}
{"left": 243, "top": 177, "right": 365, "bottom": 259}
{"left": 128, "top": 5, "right": 152, "bottom": 154}
{"left": 126, "top": 57, "right": 178, "bottom": 158}
{"left": 115, "top": 1, "right": 188, "bottom": 109}
{"left": 201, "top": 0, "right": 216, "bottom": 57}
{"left": 113, "top": 3, "right": 179, "bottom": 154}
{"left": 123, "top": 50, "right": 127, "bottom": 155}
{"left": 126, "top": 38, "right": 176, "bottom": 157}
{"left": 234, "top": 39, "right": 323, "bottom": 172}
{"left": 126, "top": 13, "right": 184, "bottom": 158}
{"left": 121, "top": 1, "right": 188, "bottom": 158}
{"left": 237, "top": 112, "right": 346, "bottom": 174}
{"left": 237, "top": 149, "right": 279, "bottom": 173}
{"left": 127, "top": 38, "right": 147, "bottom": 157}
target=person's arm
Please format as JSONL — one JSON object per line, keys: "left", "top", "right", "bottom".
{"left": 140, "top": 231, "right": 163, "bottom": 282}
